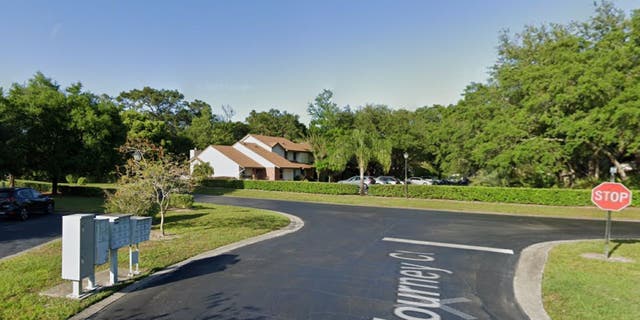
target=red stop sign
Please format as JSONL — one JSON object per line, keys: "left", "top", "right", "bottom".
{"left": 591, "top": 182, "right": 632, "bottom": 211}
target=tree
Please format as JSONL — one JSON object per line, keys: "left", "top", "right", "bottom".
{"left": 0, "top": 87, "right": 27, "bottom": 186}
{"left": 118, "top": 87, "right": 193, "bottom": 155}
{"left": 109, "top": 139, "right": 191, "bottom": 236}
{"left": 7, "top": 73, "right": 76, "bottom": 193}
{"left": 67, "top": 86, "right": 127, "bottom": 181}
{"left": 246, "top": 108, "right": 307, "bottom": 141}
{"left": 192, "top": 162, "right": 214, "bottom": 184}
{"left": 341, "top": 128, "right": 392, "bottom": 195}
{"left": 185, "top": 101, "right": 217, "bottom": 149}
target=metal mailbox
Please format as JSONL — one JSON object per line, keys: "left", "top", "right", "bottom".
{"left": 97, "top": 214, "right": 132, "bottom": 249}
{"left": 130, "top": 216, "right": 152, "bottom": 244}
{"left": 94, "top": 216, "right": 110, "bottom": 265}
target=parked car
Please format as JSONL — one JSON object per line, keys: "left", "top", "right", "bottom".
{"left": 338, "top": 176, "right": 377, "bottom": 185}
{"left": 0, "top": 187, "right": 55, "bottom": 221}
{"left": 407, "top": 177, "right": 431, "bottom": 185}
{"left": 422, "top": 176, "right": 441, "bottom": 185}
{"left": 442, "top": 174, "right": 470, "bottom": 185}
{"left": 375, "top": 176, "right": 404, "bottom": 184}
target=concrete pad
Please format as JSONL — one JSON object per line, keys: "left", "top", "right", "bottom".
{"left": 581, "top": 252, "right": 635, "bottom": 263}
{"left": 40, "top": 268, "right": 145, "bottom": 300}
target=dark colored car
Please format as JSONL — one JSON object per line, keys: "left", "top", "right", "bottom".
{"left": 0, "top": 187, "right": 55, "bottom": 221}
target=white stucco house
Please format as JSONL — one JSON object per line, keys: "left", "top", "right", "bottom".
{"left": 189, "top": 134, "right": 314, "bottom": 181}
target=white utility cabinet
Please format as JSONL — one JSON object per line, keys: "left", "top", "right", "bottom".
{"left": 61, "top": 214, "right": 95, "bottom": 298}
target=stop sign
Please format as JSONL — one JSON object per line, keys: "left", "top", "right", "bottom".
{"left": 591, "top": 182, "right": 632, "bottom": 211}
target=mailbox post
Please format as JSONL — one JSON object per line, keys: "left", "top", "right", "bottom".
{"left": 129, "top": 216, "right": 152, "bottom": 276}
{"left": 97, "top": 214, "right": 132, "bottom": 285}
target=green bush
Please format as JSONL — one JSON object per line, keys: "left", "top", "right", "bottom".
{"left": 65, "top": 174, "right": 76, "bottom": 184}
{"left": 169, "top": 194, "right": 194, "bottom": 209}
{"left": 201, "top": 179, "right": 359, "bottom": 195}
{"left": 192, "top": 163, "right": 214, "bottom": 184}
{"left": 368, "top": 184, "right": 640, "bottom": 207}
{"left": 14, "top": 180, "right": 52, "bottom": 193}
{"left": 105, "top": 182, "right": 158, "bottom": 216}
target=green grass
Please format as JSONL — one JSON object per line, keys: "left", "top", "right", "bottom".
{"left": 197, "top": 187, "right": 640, "bottom": 221}
{"left": 543, "top": 240, "right": 640, "bottom": 320}
{"left": 0, "top": 203, "right": 289, "bottom": 320}
{"left": 53, "top": 196, "right": 106, "bottom": 213}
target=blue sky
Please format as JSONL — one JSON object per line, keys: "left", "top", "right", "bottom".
{"left": 1, "top": 1, "right": 638, "bottom": 123}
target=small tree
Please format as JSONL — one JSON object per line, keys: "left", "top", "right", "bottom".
{"left": 192, "top": 162, "right": 214, "bottom": 184}
{"left": 342, "top": 129, "right": 392, "bottom": 195}
{"left": 107, "top": 139, "right": 191, "bottom": 236}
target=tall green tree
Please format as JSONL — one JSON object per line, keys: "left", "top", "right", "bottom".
{"left": 7, "top": 73, "right": 75, "bottom": 193}
{"left": 118, "top": 87, "right": 192, "bottom": 154}
{"left": 246, "top": 108, "right": 307, "bottom": 141}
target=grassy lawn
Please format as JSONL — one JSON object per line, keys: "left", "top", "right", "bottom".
{"left": 53, "top": 196, "right": 106, "bottom": 213}
{"left": 196, "top": 187, "right": 640, "bottom": 221}
{"left": 543, "top": 240, "right": 640, "bottom": 320}
{"left": 0, "top": 203, "right": 289, "bottom": 320}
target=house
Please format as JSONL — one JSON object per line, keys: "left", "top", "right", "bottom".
{"left": 190, "top": 134, "right": 314, "bottom": 181}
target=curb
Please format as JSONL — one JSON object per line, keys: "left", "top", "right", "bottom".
{"left": 513, "top": 239, "right": 599, "bottom": 320}
{"left": 71, "top": 210, "right": 304, "bottom": 320}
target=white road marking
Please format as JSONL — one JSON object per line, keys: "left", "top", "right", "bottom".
{"left": 382, "top": 237, "right": 514, "bottom": 255}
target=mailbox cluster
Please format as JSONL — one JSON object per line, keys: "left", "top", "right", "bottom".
{"left": 61, "top": 213, "right": 152, "bottom": 298}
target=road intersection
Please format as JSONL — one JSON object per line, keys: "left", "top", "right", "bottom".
{"left": 82, "top": 196, "right": 640, "bottom": 320}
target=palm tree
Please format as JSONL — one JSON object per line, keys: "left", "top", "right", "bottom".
{"left": 345, "top": 129, "right": 392, "bottom": 195}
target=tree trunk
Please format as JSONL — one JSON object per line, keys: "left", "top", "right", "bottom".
{"left": 160, "top": 210, "right": 165, "bottom": 236}
{"left": 602, "top": 149, "right": 628, "bottom": 180}
{"left": 359, "top": 166, "right": 365, "bottom": 196}
{"left": 8, "top": 174, "right": 15, "bottom": 188}
{"left": 51, "top": 176, "right": 59, "bottom": 195}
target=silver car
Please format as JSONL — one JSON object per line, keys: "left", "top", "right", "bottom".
{"left": 407, "top": 177, "right": 433, "bottom": 185}
{"left": 375, "top": 176, "right": 404, "bottom": 184}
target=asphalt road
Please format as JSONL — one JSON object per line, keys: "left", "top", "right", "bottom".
{"left": 88, "top": 196, "right": 640, "bottom": 320}
{"left": 0, "top": 212, "right": 63, "bottom": 259}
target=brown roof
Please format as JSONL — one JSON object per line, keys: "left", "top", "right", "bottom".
{"left": 249, "top": 134, "right": 312, "bottom": 152}
{"left": 212, "top": 146, "right": 264, "bottom": 168}
{"left": 241, "top": 143, "right": 314, "bottom": 169}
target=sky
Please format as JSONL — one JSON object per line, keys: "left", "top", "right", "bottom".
{"left": 1, "top": 0, "right": 638, "bottom": 124}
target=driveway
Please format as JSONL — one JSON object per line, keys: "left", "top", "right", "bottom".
{"left": 87, "top": 196, "right": 640, "bottom": 320}
{"left": 0, "top": 213, "right": 63, "bottom": 259}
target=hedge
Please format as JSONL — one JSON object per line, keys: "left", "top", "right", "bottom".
{"left": 201, "top": 179, "right": 359, "bottom": 195}
{"left": 7, "top": 180, "right": 117, "bottom": 197}
{"left": 58, "top": 185, "right": 117, "bottom": 197}
{"left": 368, "top": 184, "right": 640, "bottom": 207}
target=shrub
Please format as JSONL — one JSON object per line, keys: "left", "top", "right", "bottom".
{"left": 169, "top": 194, "right": 194, "bottom": 209}
{"left": 76, "top": 177, "right": 87, "bottom": 185}
{"left": 105, "top": 182, "right": 158, "bottom": 216}
{"left": 201, "top": 179, "right": 359, "bottom": 195}
{"left": 192, "top": 163, "right": 214, "bottom": 184}
{"left": 65, "top": 174, "right": 76, "bottom": 184}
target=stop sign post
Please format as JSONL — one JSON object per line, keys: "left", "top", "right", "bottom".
{"left": 591, "top": 180, "right": 633, "bottom": 259}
